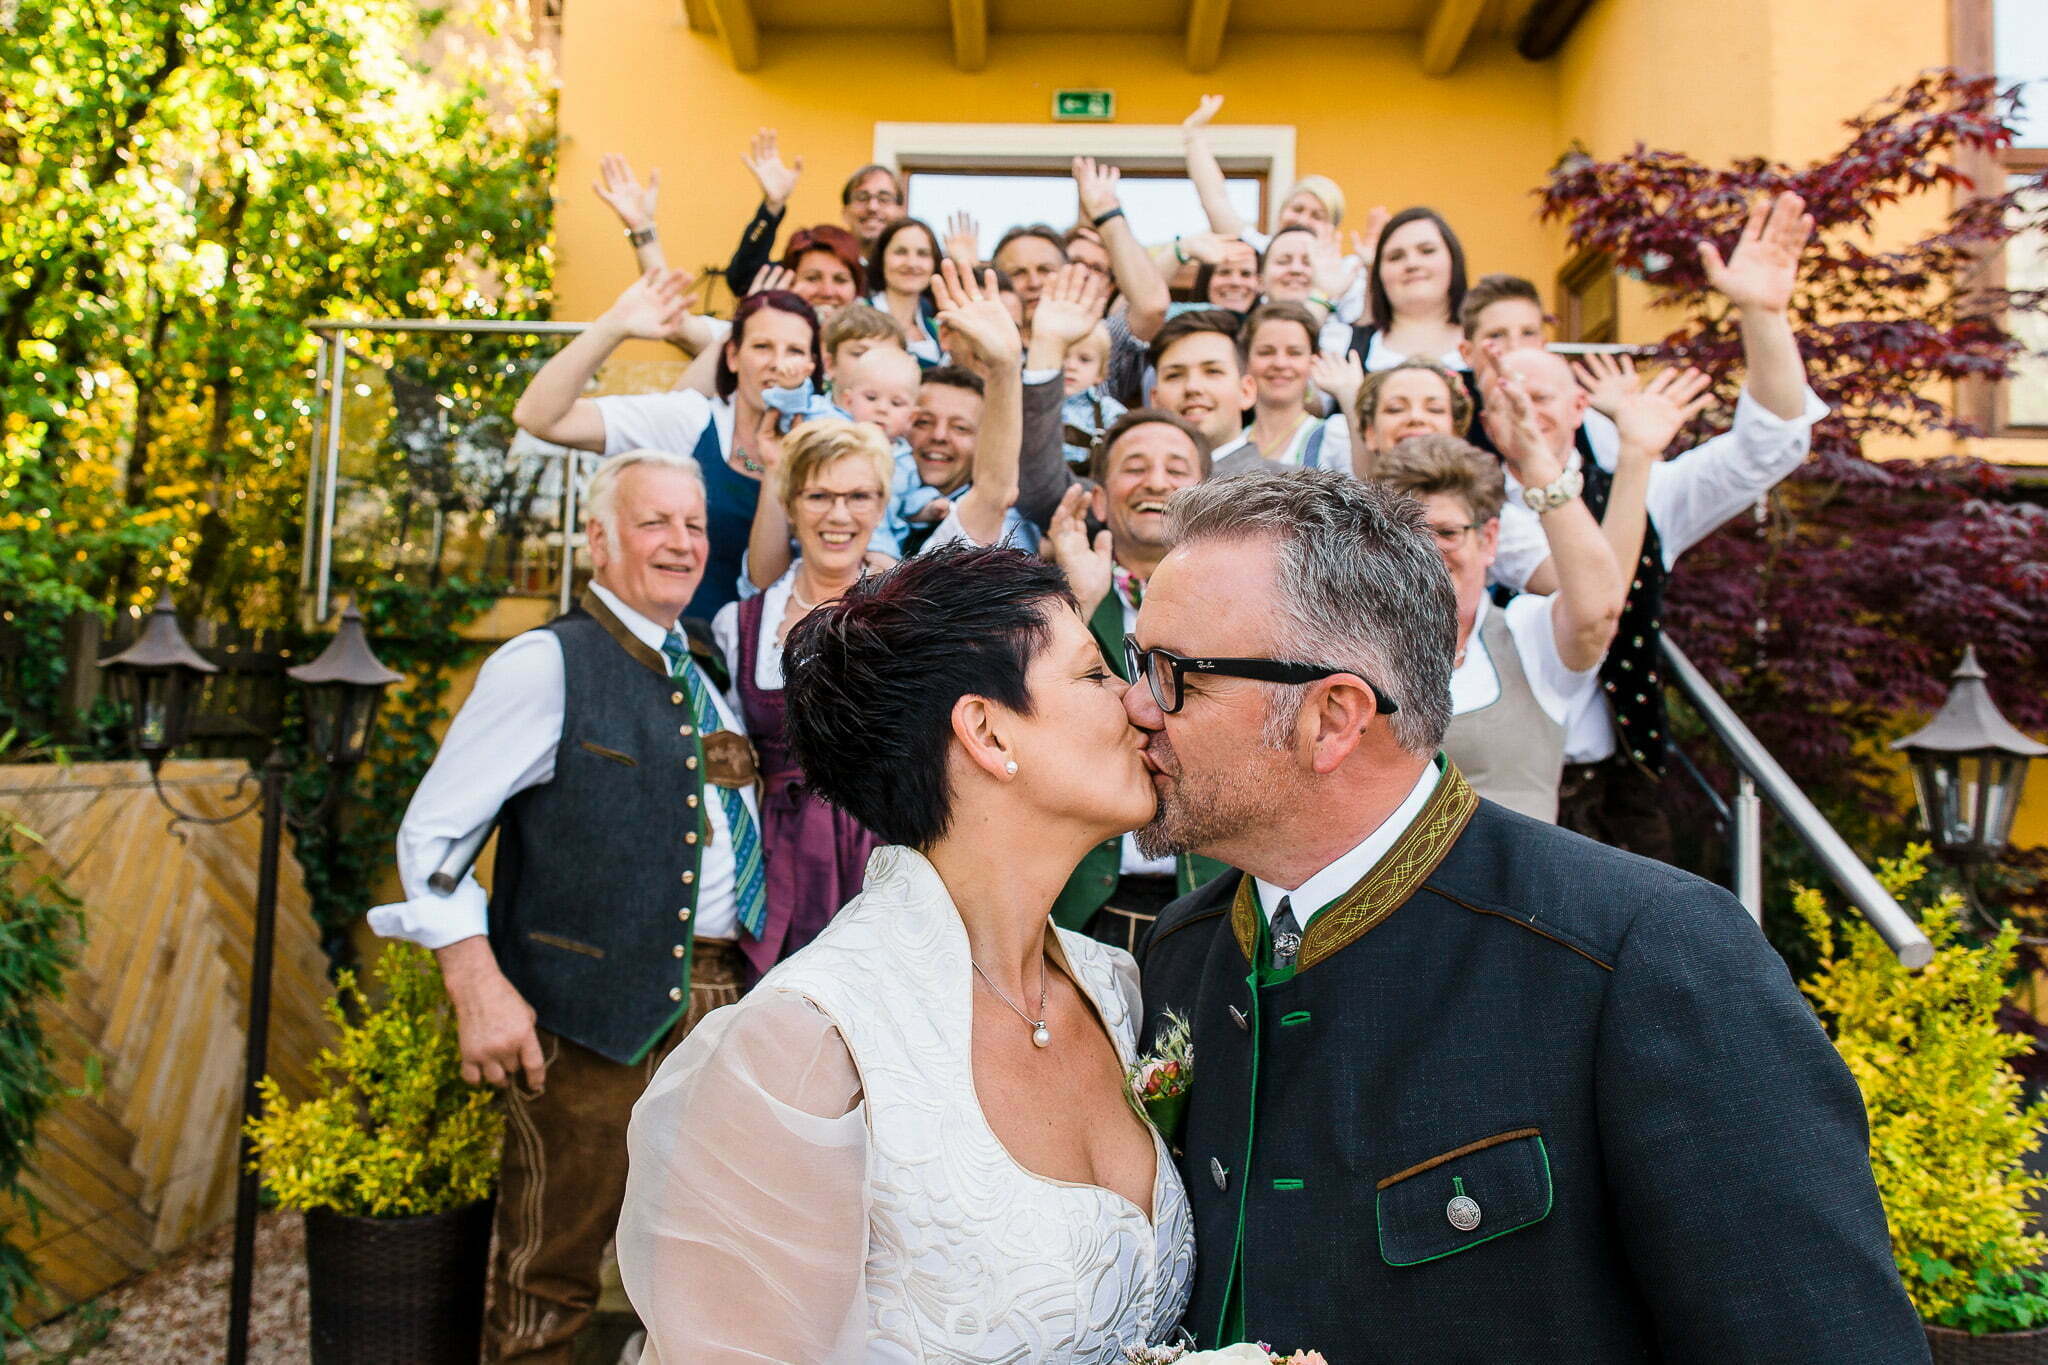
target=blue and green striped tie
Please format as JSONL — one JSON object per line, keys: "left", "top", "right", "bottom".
{"left": 661, "top": 629, "right": 767, "bottom": 941}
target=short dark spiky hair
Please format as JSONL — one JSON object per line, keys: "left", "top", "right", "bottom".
{"left": 1458, "top": 272, "right": 1546, "bottom": 338}
{"left": 781, "top": 544, "right": 1076, "bottom": 848}
{"left": 1147, "top": 308, "right": 1242, "bottom": 372}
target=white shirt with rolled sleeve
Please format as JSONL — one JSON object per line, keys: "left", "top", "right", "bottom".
{"left": 591, "top": 389, "right": 734, "bottom": 462}
{"left": 368, "top": 581, "right": 753, "bottom": 949}
{"left": 1490, "top": 385, "right": 1829, "bottom": 762}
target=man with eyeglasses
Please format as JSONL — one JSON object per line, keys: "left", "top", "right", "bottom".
{"left": 1130, "top": 467, "right": 1923, "bottom": 1360}
{"left": 723, "top": 127, "right": 906, "bottom": 298}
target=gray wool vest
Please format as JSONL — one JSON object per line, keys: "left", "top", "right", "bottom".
{"left": 1442, "top": 604, "right": 1567, "bottom": 823}
{"left": 489, "top": 597, "right": 708, "bottom": 1064}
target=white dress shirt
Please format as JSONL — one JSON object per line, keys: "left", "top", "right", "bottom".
{"left": 369, "top": 582, "right": 753, "bottom": 949}
{"left": 1254, "top": 759, "right": 1442, "bottom": 931}
{"left": 1489, "top": 385, "right": 1829, "bottom": 762}
{"left": 1450, "top": 593, "right": 1601, "bottom": 725}
{"left": 593, "top": 388, "right": 735, "bottom": 462}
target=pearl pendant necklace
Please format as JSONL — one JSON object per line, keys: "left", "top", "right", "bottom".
{"left": 973, "top": 956, "right": 1052, "bottom": 1047}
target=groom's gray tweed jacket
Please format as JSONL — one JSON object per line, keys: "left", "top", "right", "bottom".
{"left": 1137, "top": 768, "right": 1928, "bottom": 1363}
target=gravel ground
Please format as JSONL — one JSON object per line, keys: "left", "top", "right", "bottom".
{"left": 9, "top": 1211, "right": 308, "bottom": 1364}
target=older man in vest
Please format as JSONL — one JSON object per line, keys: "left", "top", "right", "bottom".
{"left": 372, "top": 449, "right": 763, "bottom": 1362}
{"left": 1132, "top": 469, "right": 1924, "bottom": 1360}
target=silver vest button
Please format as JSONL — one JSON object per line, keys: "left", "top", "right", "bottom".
{"left": 1210, "top": 1157, "right": 1228, "bottom": 1191}
{"left": 1228, "top": 1005, "right": 1248, "bottom": 1031}
{"left": 1447, "top": 1194, "right": 1482, "bottom": 1232}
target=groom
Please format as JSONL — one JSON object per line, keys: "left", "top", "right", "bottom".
{"left": 1130, "top": 469, "right": 1927, "bottom": 1360}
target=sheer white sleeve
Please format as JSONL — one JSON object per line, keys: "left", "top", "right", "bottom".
{"left": 619, "top": 991, "right": 870, "bottom": 1364}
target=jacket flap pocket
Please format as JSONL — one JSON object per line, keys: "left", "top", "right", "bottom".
{"left": 1376, "top": 1127, "right": 1551, "bottom": 1267}
{"left": 577, "top": 739, "right": 638, "bottom": 767}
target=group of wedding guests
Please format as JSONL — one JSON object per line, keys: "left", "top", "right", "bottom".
{"left": 374, "top": 97, "right": 1842, "bottom": 1363}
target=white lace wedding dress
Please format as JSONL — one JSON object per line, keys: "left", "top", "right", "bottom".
{"left": 618, "top": 846, "right": 1195, "bottom": 1363}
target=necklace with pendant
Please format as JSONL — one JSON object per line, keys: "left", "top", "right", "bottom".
{"left": 973, "top": 955, "right": 1051, "bottom": 1048}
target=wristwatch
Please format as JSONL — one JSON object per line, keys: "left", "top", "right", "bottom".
{"left": 626, "top": 225, "right": 658, "bottom": 248}
{"left": 1521, "top": 466, "right": 1585, "bottom": 513}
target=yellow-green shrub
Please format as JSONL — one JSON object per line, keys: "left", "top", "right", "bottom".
{"left": 1796, "top": 845, "right": 2048, "bottom": 1321}
{"left": 246, "top": 943, "right": 501, "bottom": 1218}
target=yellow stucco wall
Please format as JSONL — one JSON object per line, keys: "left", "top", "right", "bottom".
{"left": 551, "top": 7, "right": 1563, "bottom": 321}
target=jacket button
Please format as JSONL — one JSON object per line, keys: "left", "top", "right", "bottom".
{"left": 1447, "top": 1194, "right": 1483, "bottom": 1232}
{"left": 1228, "top": 1005, "right": 1248, "bottom": 1031}
{"left": 687, "top": 794, "right": 700, "bottom": 808}
{"left": 671, "top": 692, "right": 685, "bottom": 705}
{"left": 672, "top": 944, "right": 686, "bottom": 958}
{"left": 1210, "top": 1157, "right": 1228, "bottom": 1191}
{"left": 668, "top": 987, "right": 682, "bottom": 1002}
{"left": 681, "top": 872, "right": 695, "bottom": 886}
{"left": 686, "top": 756, "right": 699, "bottom": 770}
{"left": 686, "top": 832, "right": 698, "bottom": 845}
{"left": 678, "top": 907, "right": 693, "bottom": 921}
{"left": 679, "top": 724, "right": 692, "bottom": 736}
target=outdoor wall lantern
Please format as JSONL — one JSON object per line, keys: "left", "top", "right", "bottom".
{"left": 98, "top": 594, "right": 398, "bottom": 1365}
{"left": 1891, "top": 646, "right": 2047, "bottom": 866}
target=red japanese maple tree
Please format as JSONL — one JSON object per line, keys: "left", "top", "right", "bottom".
{"left": 1539, "top": 71, "right": 2048, "bottom": 843}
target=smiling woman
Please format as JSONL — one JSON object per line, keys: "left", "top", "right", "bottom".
{"left": 712, "top": 417, "right": 892, "bottom": 975}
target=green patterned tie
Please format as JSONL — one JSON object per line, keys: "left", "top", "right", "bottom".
{"left": 661, "top": 629, "right": 767, "bottom": 941}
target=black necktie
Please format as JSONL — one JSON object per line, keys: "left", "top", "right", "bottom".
{"left": 1271, "top": 895, "right": 1302, "bottom": 970}
{"left": 1577, "top": 456, "right": 1669, "bottom": 775}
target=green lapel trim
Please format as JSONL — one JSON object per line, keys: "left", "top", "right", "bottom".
{"left": 1217, "top": 912, "right": 1266, "bottom": 1347}
{"left": 1229, "top": 762, "right": 1479, "bottom": 971}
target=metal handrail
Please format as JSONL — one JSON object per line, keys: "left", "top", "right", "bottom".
{"left": 1660, "top": 637, "right": 1934, "bottom": 968}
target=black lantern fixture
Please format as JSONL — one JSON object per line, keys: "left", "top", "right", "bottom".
{"left": 99, "top": 591, "right": 400, "bottom": 1365}
{"left": 287, "top": 602, "right": 403, "bottom": 770}
{"left": 97, "top": 595, "right": 220, "bottom": 772}
{"left": 1891, "top": 646, "right": 2047, "bottom": 866}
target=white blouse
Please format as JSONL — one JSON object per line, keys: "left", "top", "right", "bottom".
{"left": 618, "top": 847, "right": 1194, "bottom": 1363}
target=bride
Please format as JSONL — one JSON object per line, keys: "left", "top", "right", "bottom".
{"left": 616, "top": 542, "right": 1195, "bottom": 1362}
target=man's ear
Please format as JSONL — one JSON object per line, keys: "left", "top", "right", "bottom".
{"left": 1236, "top": 372, "right": 1257, "bottom": 411}
{"left": 585, "top": 516, "right": 611, "bottom": 572}
{"left": 1303, "top": 676, "right": 1377, "bottom": 776}
{"left": 1089, "top": 482, "right": 1111, "bottom": 524}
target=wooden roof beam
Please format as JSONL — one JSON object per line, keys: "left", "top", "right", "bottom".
{"left": 1186, "top": 0, "right": 1230, "bottom": 73}
{"left": 702, "top": 0, "right": 760, "bottom": 71}
{"left": 1420, "top": 0, "right": 1486, "bottom": 76}
{"left": 950, "top": 0, "right": 987, "bottom": 72}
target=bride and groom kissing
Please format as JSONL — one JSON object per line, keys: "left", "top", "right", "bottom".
{"left": 615, "top": 469, "right": 1931, "bottom": 1363}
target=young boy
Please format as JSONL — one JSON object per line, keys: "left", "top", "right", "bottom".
{"left": 834, "top": 345, "right": 949, "bottom": 551}
{"left": 1458, "top": 272, "right": 1622, "bottom": 469}
{"left": 1060, "top": 322, "right": 1128, "bottom": 470}
{"left": 821, "top": 302, "right": 909, "bottom": 387}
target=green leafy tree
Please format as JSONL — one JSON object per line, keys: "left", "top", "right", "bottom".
{"left": 0, "top": 0, "right": 555, "bottom": 741}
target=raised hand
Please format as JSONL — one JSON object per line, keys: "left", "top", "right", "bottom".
{"left": 1611, "top": 365, "right": 1714, "bottom": 459}
{"left": 741, "top": 127, "right": 804, "bottom": 212}
{"left": 1073, "top": 156, "right": 1123, "bottom": 223}
{"left": 1043, "top": 484, "right": 1114, "bottom": 616}
{"left": 1570, "top": 351, "right": 1638, "bottom": 419}
{"left": 1179, "top": 231, "right": 1235, "bottom": 266}
{"left": 593, "top": 154, "right": 660, "bottom": 232}
{"left": 1311, "top": 349, "right": 1366, "bottom": 415}
{"left": 600, "top": 267, "right": 693, "bottom": 340}
{"left": 1360, "top": 205, "right": 1391, "bottom": 254}
{"left": 1479, "top": 368, "right": 1560, "bottom": 489}
{"left": 1308, "top": 224, "right": 1363, "bottom": 301}
{"left": 1182, "top": 94, "right": 1224, "bottom": 135}
{"left": 1027, "top": 262, "right": 1110, "bottom": 352}
{"left": 1699, "top": 191, "right": 1813, "bottom": 315}
{"left": 944, "top": 210, "right": 982, "bottom": 267}
{"left": 751, "top": 405, "right": 790, "bottom": 472}
{"left": 930, "top": 260, "right": 1022, "bottom": 376}
{"left": 748, "top": 263, "right": 797, "bottom": 296}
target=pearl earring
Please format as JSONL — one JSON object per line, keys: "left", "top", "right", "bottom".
{"left": 1004, "top": 760, "right": 1019, "bottom": 775}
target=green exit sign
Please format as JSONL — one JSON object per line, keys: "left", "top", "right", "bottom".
{"left": 1053, "top": 89, "right": 1114, "bottom": 122}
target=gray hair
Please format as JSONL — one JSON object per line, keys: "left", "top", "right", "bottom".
{"left": 1165, "top": 468, "right": 1455, "bottom": 756}
{"left": 583, "top": 449, "right": 705, "bottom": 544}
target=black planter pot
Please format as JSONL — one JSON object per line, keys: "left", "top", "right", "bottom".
{"left": 1927, "top": 1324, "right": 2048, "bottom": 1364}
{"left": 304, "top": 1198, "right": 494, "bottom": 1365}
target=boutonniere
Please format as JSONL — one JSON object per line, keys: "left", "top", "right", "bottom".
{"left": 1127, "top": 1009, "right": 1192, "bottom": 1138}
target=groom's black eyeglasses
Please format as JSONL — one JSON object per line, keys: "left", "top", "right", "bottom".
{"left": 1123, "top": 635, "right": 1399, "bottom": 717}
